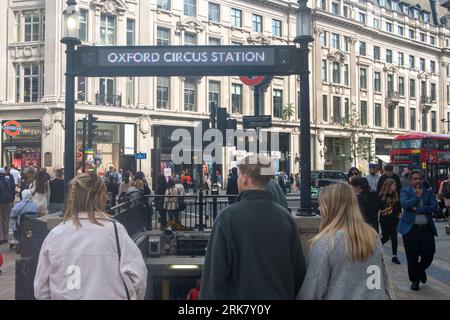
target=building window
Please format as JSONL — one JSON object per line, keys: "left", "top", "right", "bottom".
{"left": 360, "top": 101, "right": 368, "bottom": 125}
{"left": 360, "top": 68, "right": 367, "bottom": 89}
{"left": 321, "top": 60, "right": 328, "bottom": 81}
{"left": 24, "top": 12, "right": 41, "bottom": 42}
{"left": 231, "top": 8, "right": 242, "bottom": 27}
{"left": 333, "top": 96, "right": 341, "bottom": 123}
{"left": 359, "top": 12, "right": 366, "bottom": 24}
{"left": 373, "top": 46, "right": 380, "bottom": 60}
{"left": 208, "top": 2, "right": 220, "bottom": 22}
{"left": 98, "top": 78, "right": 115, "bottom": 105}
{"left": 208, "top": 81, "right": 221, "bottom": 113}
{"left": 157, "top": 77, "right": 170, "bottom": 109}
{"left": 431, "top": 111, "right": 437, "bottom": 132}
{"left": 157, "top": 0, "right": 170, "bottom": 11}
{"left": 431, "top": 83, "right": 436, "bottom": 101}
{"left": 332, "top": 62, "right": 340, "bottom": 84}
{"left": 388, "top": 106, "right": 395, "bottom": 128}
{"left": 344, "top": 98, "right": 350, "bottom": 120}
{"left": 209, "top": 37, "right": 220, "bottom": 45}
{"left": 184, "top": 0, "right": 196, "bottom": 16}
{"left": 410, "top": 108, "right": 416, "bottom": 130}
{"left": 100, "top": 14, "right": 116, "bottom": 45}
{"left": 386, "top": 22, "right": 392, "bottom": 32}
{"left": 321, "top": 31, "right": 328, "bottom": 47}
{"left": 343, "top": 5, "right": 349, "bottom": 17}
{"left": 387, "top": 74, "right": 394, "bottom": 94}
{"left": 126, "top": 19, "right": 135, "bottom": 46}
{"left": 398, "top": 52, "right": 404, "bottom": 66}
{"left": 15, "top": 65, "right": 20, "bottom": 103}
{"left": 273, "top": 89, "right": 283, "bottom": 118}
{"left": 77, "top": 77, "right": 86, "bottom": 102}
{"left": 79, "top": 9, "right": 88, "bottom": 42}
{"left": 398, "top": 25, "right": 404, "bottom": 36}
{"left": 447, "top": 85, "right": 450, "bottom": 104}
{"left": 323, "top": 95, "right": 328, "bottom": 122}
{"left": 386, "top": 49, "right": 392, "bottom": 63}
{"left": 272, "top": 19, "right": 282, "bottom": 37}
{"left": 420, "top": 58, "right": 425, "bottom": 71}
{"left": 320, "top": 0, "right": 326, "bottom": 10}
{"left": 23, "top": 63, "right": 43, "bottom": 102}
{"left": 423, "top": 12, "right": 430, "bottom": 23}
{"left": 184, "top": 33, "right": 197, "bottom": 45}
{"left": 413, "top": 9, "right": 419, "bottom": 19}
{"left": 422, "top": 112, "right": 428, "bottom": 131}
{"left": 421, "top": 80, "right": 427, "bottom": 98}
{"left": 252, "top": 14, "right": 263, "bottom": 32}
{"left": 430, "top": 36, "right": 435, "bottom": 45}
{"left": 379, "top": 0, "right": 386, "bottom": 7}
{"left": 344, "top": 64, "right": 349, "bottom": 86}
{"left": 184, "top": 80, "right": 196, "bottom": 111}
{"left": 399, "top": 107, "right": 405, "bottom": 129}
{"left": 157, "top": 27, "right": 170, "bottom": 45}
{"left": 374, "top": 72, "right": 381, "bottom": 92}
{"left": 332, "top": 2, "right": 339, "bottom": 14}
{"left": 343, "top": 36, "right": 350, "bottom": 52}
{"left": 409, "top": 29, "right": 415, "bottom": 39}
{"left": 375, "top": 103, "right": 382, "bottom": 127}
{"left": 332, "top": 33, "right": 340, "bottom": 49}
{"left": 448, "top": 112, "right": 450, "bottom": 132}
{"left": 399, "top": 77, "right": 405, "bottom": 96}
{"left": 430, "top": 61, "right": 436, "bottom": 73}
{"left": 231, "top": 84, "right": 243, "bottom": 114}
{"left": 373, "top": 18, "right": 380, "bottom": 29}
{"left": 420, "top": 33, "right": 425, "bottom": 42}
{"left": 409, "top": 55, "right": 415, "bottom": 69}
{"left": 390, "top": 0, "right": 398, "bottom": 11}
{"left": 359, "top": 41, "right": 366, "bottom": 56}
{"left": 125, "top": 77, "right": 134, "bottom": 106}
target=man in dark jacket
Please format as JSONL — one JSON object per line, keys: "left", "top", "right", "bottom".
{"left": 266, "top": 178, "right": 288, "bottom": 209}
{"left": 226, "top": 167, "right": 239, "bottom": 205}
{"left": 398, "top": 171, "right": 437, "bottom": 291}
{"left": 376, "top": 164, "right": 402, "bottom": 195}
{"left": 200, "top": 155, "right": 305, "bottom": 300}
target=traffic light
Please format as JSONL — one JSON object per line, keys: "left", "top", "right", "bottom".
{"left": 87, "top": 114, "right": 98, "bottom": 147}
{"left": 217, "top": 107, "right": 230, "bottom": 135}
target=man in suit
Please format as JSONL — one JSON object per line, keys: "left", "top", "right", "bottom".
{"left": 398, "top": 170, "right": 437, "bottom": 291}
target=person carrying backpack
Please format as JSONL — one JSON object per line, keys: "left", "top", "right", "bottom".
{"left": 438, "top": 172, "right": 450, "bottom": 234}
{"left": 0, "top": 168, "right": 13, "bottom": 244}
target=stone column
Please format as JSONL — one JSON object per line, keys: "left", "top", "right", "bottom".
{"left": 293, "top": 215, "right": 321, "bottom": 257}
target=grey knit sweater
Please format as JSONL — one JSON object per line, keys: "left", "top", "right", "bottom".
{"left": 297, "top": 230, "right": 388, "bottom": 300}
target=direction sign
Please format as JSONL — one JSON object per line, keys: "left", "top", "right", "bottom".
{"left": 75, "top": 45, "right": 301, "bottom": 77}
{"left": 243, "top": 116, "right": 272, "bottom": 129}
{"left": 2, "top": 120, "right": 23, "bottom": 137}
{"left": 135, "top": 152, "right": 147, "bottom": 160}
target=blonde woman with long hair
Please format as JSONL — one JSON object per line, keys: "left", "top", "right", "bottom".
{"left": 34, "top": 173, "right": 148, "bottom": 300}
{"left": 297, "top": 182, "right": 392, "bottom": 300}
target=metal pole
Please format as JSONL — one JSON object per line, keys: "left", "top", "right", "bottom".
{"left": 254, "top": 86, "right": 260, "bottom": 154}
{"left": 297, "top": 41, "right": 314, "bottom": 216}
{"left": 81, "top": 115, "right": 87, "bottom": 173}
{"left": 61, "top": 38, "right": 80, "bottom": 196}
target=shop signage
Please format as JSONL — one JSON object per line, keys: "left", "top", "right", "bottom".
{"left": 243, "top": 115, "right": 272, "bottom": 129}
{"left": 2, "top": 120, "right": 23, "bottom": 137}
{"left": 75, "top": 45, "right": 300, "bottom": 77}
{"left": 375, "top": 139, "right": 393, "bottom": 155}
{"left": 164, "top": 168, "right": 172, "bottom": 177}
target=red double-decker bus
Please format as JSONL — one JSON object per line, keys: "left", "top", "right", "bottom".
{"left": 390, "top": 133, "right": 450, "bottom": 192}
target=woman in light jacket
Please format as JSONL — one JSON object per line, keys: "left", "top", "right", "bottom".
{"left": 34, "top": 173, "right": 148, "bottom": 300}
{"left": 29, "top": 170, "right": 50, "bottom": 216}
{"left": 297, "top": 182, "right": 393, "bottom": 300}
{"left": 164, "top": 179, "right": 179, "bottom": 227}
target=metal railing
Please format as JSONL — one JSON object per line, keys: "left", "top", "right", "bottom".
{"left": 420, "top": 95, "right": 433, "bottom": 104}
{"left": 95, "top": 93, "right": 122, "bottom": 107}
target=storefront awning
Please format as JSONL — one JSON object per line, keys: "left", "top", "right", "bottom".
{"left": 375, "top": 155, "right": 390, "bottom": 163}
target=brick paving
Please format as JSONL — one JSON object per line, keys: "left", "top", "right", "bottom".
{"left": 0, "top": 220, "right": 449, "bottom": 300}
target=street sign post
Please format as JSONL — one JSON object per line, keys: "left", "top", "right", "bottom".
{"left": 243, "top": 115, "right": 272, "bottom": 129}
{"left": 135, "top": 153, "right": 147, "bottom": 172}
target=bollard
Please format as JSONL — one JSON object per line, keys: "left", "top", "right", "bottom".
{"left": 197, "top": 190, "right": 205, "bottom": 231}
{"left": 211, "top": 183, "right": 219, "bottom": 220}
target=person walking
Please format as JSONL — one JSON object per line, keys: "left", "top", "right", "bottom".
{"left": 226, "top": 167, "right": 239, "bottom": 205}
{"left": 187, "top": 278, "right": 201, "bottom": 300}
{"left": 438, "top": 172, "right": 450, "bottom": 234}
{"left": 164, "top": 179, "right": 180, "bottom": 228}
{"left": 0, "top": 168, "right": 13, "bottom": 244}
{"left": 34, "top": 173, "right": 147, "bottom": 299}
{"left": 376, "top": 165, "right": 402, "bottom": 195}
{"left": 200, "top": 155, "right": 305, "bottom": 300}
{"left": 154, "top": 175, "right": 167, "bottom": 230}
{"left": 398, "top": 171, "right": 437, "bottom": 291}
{"left": 297, "top": 182, "right": 392, "bottom": 300}
{"left": 48, "top": 169, "right": 65, "bottom": 214}
{"left": 10, "top": 189, "right": 39, "bottom": 242}
{"left": 29, "top": 170, "right": 51, "bottom": 216}
{"left": 379, "top": 178, "right": 402, "bottom": 265}
{"left": 400, "top": 167, "right": 412, "bottom": 189}
{"left": 366, "top": 164, "right": 380, "bottom": 192}
{"left": 350, "top": 177, "right": 380, "bottom": 232}
{"left": 347, "top": 167, "right": 362, "bottom": 183}
{"left": 118, "top": 170, "right": 132, "bottom": 197}
{"left": 266, "top": 177, "right": 289, "bottom": 209}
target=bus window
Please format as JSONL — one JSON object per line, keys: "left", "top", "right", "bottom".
{"left": 437, "top": 140, "right": 450, "bottom": 151}
{"left": 392, "top": 139, "right": 422, "bottom": 149}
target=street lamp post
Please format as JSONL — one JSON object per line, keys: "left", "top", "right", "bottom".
{"left": 61, "top": 0, "right": 81, "bottom": 195}
{"left": 294, "top": 0, "right": 315, "bottom": 216}
{"left": 441, "top": 118, "right": 450, "bottom": 133}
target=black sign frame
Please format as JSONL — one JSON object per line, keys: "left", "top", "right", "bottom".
{"left": 74, "top": 45, "right": 301, "bottom": 77}
{"left": 243, "top": 115, "right": 273, "bottom": 129}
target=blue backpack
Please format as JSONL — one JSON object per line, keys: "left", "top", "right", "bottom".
{"left": 0, "top": 176, "right": 12, "bottom": 204}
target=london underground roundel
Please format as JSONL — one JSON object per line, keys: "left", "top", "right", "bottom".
{"left": 3, "top": 120, "right": 23, "bottom": 137}
{"left": 239, "top": 75, "right": 266, "bottom": 87}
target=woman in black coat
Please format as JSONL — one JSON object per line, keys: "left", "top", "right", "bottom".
{"left": 154, "top": 174, "right": 167, "bottom": 230}
{"left": 350, "top": 177, "right": 380, "bottom": 233}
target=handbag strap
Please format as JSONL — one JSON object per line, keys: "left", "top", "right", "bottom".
{"left": 112, "top": 220, "right": 131, "bottom": 300}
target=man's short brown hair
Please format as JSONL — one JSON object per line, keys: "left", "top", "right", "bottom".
{"left": 237, "top": 155, "right": 274, "bottom": 188}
